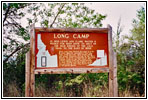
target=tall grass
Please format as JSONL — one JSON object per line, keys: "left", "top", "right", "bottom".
{"left": 3, "top": 81, "right": 22, "bottom": 97}
{"left": 3, "top": 81, "right": 144, "bottom": 97}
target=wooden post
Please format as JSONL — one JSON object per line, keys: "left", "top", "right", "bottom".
{"left": 25, "top": 51, "right": 30, "bottom": 97}
{"left": 113, "top": 52, "right": 118, "bottom": 97}
{"left": 108, "top": 25, "right": 114, "bottom": 97}
{"left": 25, "top": 24, "right": 35, "bottom": 97}
{"left": 29, "top": 24, "right": 35, "bottom": 97}
{"left": 108, "top": 25, "right": 118, "bottom": 97}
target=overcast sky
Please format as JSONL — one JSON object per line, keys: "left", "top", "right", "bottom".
{"left": 85, "top": 2, "right": 144, "bottom": 36}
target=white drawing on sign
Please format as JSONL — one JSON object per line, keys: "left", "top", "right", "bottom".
{"left": 89, "top": 50, "right": 107, "bottom": 66}
{"left": 41, "top": 56, "right": 46, "bottom": 67}
{"left": 37, "top": 34, "right": 58, "bottom": 67}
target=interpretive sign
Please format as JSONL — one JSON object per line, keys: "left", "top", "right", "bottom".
{"left": 35, "top": 29, "right": 109, "bottom": 69}
{"left": 25, "top": 25, "right": 118, "bottom": 97}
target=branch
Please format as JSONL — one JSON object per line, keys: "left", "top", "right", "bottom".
{"left": 3, "top": 43, "right": 30, "bottom": 63}
{"left": 49, "top": 3, "right": 66, "bottom": 28}
{"left": 7, "top": 18, "right": 28, "bottom": 32}
{"left": 3, "top": 4, "right": 11, "bottom": 24}
{"left": 3, "top": 3, "right": 30, "bottom": 24}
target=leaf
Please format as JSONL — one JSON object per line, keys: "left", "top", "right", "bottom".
{"left": 72, "top": 3, "right": 78, "bottom": 6}
{"left": 19, "top": 12, "right": 24, "bottom": 17}
{"left": 43, "top": 20, "right": 49, "bottom": 27}
{"left": 12, "top": 3, "right": 19, "bottom": 8}
{"left": 91, "top": 10, "right": 94, "bottom": 14}
{"left": 127, "top": 60, "right": 135, "bottom": 65}
{"left": 3, "top": 3, "right": 7, "bottom": 10}
{"left": 19, "top": 28, "right": 25, "bottom": 36}
{"left": 3, "top": 45, "right": 8, "bottom": 49}
{"left": 73, "top": 23, "right": 78, "bottom": 28}
{"left": 27, "top": 18, "right": 32, "bottom": 25}
{"left": 60, "top": 10, "right": 65, "bottom": 14}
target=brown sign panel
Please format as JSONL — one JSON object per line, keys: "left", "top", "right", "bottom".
{"left": 35, "top": 28, "right": 109, "bottom": 69}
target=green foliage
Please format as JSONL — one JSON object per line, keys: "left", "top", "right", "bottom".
{"left": 116, "top": 6, "right": 145, "bottom": 95}
{"left": 3, "top": 49, "right": 28, "bottom": 97}
{"left": 65, "top": 74, "right": 85, "bottom": 86}
{"left": 3, "top": 3, "right": 30, "bottom": 58}
{"left": 42, "top": 20, "right": 49, "bottom": 27}
{"left": 3, "top": 3, "right": 7, "bottom": 10}
{"left": 26, "top": 3, "right": 106, "bottom": 28}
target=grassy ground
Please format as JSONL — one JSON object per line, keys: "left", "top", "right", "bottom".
{"left": 3, "top": 81, "right": 145, "bottom": 97}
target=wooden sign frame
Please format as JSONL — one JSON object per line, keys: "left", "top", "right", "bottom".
{"left": 25, "top": 24, "right": 118, "bottom": 97}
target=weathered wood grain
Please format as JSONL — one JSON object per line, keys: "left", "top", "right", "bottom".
{"left": 35, "top": 68, "right": 109, "bottom": 74}
{"left": 25, "top": 51, "right": 30, "bottom": 97}
{"left": 29, "top": 24, "right": 35, "bottom": 97}
{"left": 108, "top": 25, "right": 114, "bottom": 97}
{"left": 35, "top": 28, "right": 108, "bottom": 33}
{"left": 113, "top": 52, "right": 118, "bottom": 97}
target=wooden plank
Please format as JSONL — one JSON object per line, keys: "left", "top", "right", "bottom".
{"left": 113, "top": 52, "right": 118, "bottom": 97}
{"left": 108, "top": 25, "right": 114, "bottom": 97}
{"left": 25, "top": 51, "right": 30, "bottom": 97}
{"left": 29, "top": 24, "right": 35, "bottom": 97}
{"left": 35, "top": 28, "right": 108, "bottom": 33}
{"left": 35, "top": 68, "right": 109, "bottom": 74}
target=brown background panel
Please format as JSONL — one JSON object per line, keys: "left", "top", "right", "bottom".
{"left": 35, "top": 30, "right": 108, "bottom": 69}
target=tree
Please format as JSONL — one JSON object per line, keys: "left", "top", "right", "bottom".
{"left": 3, "top": 3, "right": 106, "bottom": 63}
{"left": 3, "top": 3, "right": 31, "bottom": 63}
{"left": 117, "top": 6, "right": 145, "bottom": 95}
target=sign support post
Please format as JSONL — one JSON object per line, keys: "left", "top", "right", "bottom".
{"left": 108, "top": 25, "right": 118, "bottom": 97}
{"left": 113, "top": 52, "right": 118, "bottom": 97}
{"left": 30, "top": 24, "right": 35, "bottom": 97}
{"left": 108, "top": 25, "right": 114, "bottom": 97}
{"left": 25, "top": 24, "right": 35, "bottom": 97}
{"left": 25, "top": 51, "right": 30, "bottom": 97}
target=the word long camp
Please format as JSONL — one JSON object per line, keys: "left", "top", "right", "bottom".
{"left": 54, "top": 34, "right": 90, "bottom": 39}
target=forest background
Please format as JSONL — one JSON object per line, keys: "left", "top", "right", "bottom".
{"left": 2, "top": 2, "right": 145, "bottom": 97}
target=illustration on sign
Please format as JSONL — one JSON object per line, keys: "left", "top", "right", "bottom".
{"left": 37, "top": 34, "right": 58, "bottom": 67}
{"left": 89, "top": 50, "right": 107, "bottom": 66}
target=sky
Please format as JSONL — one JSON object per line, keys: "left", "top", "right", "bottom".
{"left": 85, "top": 3, "right": 144, "bottom": 36}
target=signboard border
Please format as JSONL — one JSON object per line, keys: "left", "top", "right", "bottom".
{"left": 35, "top": 28, "right": 109, "bottom": 69}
